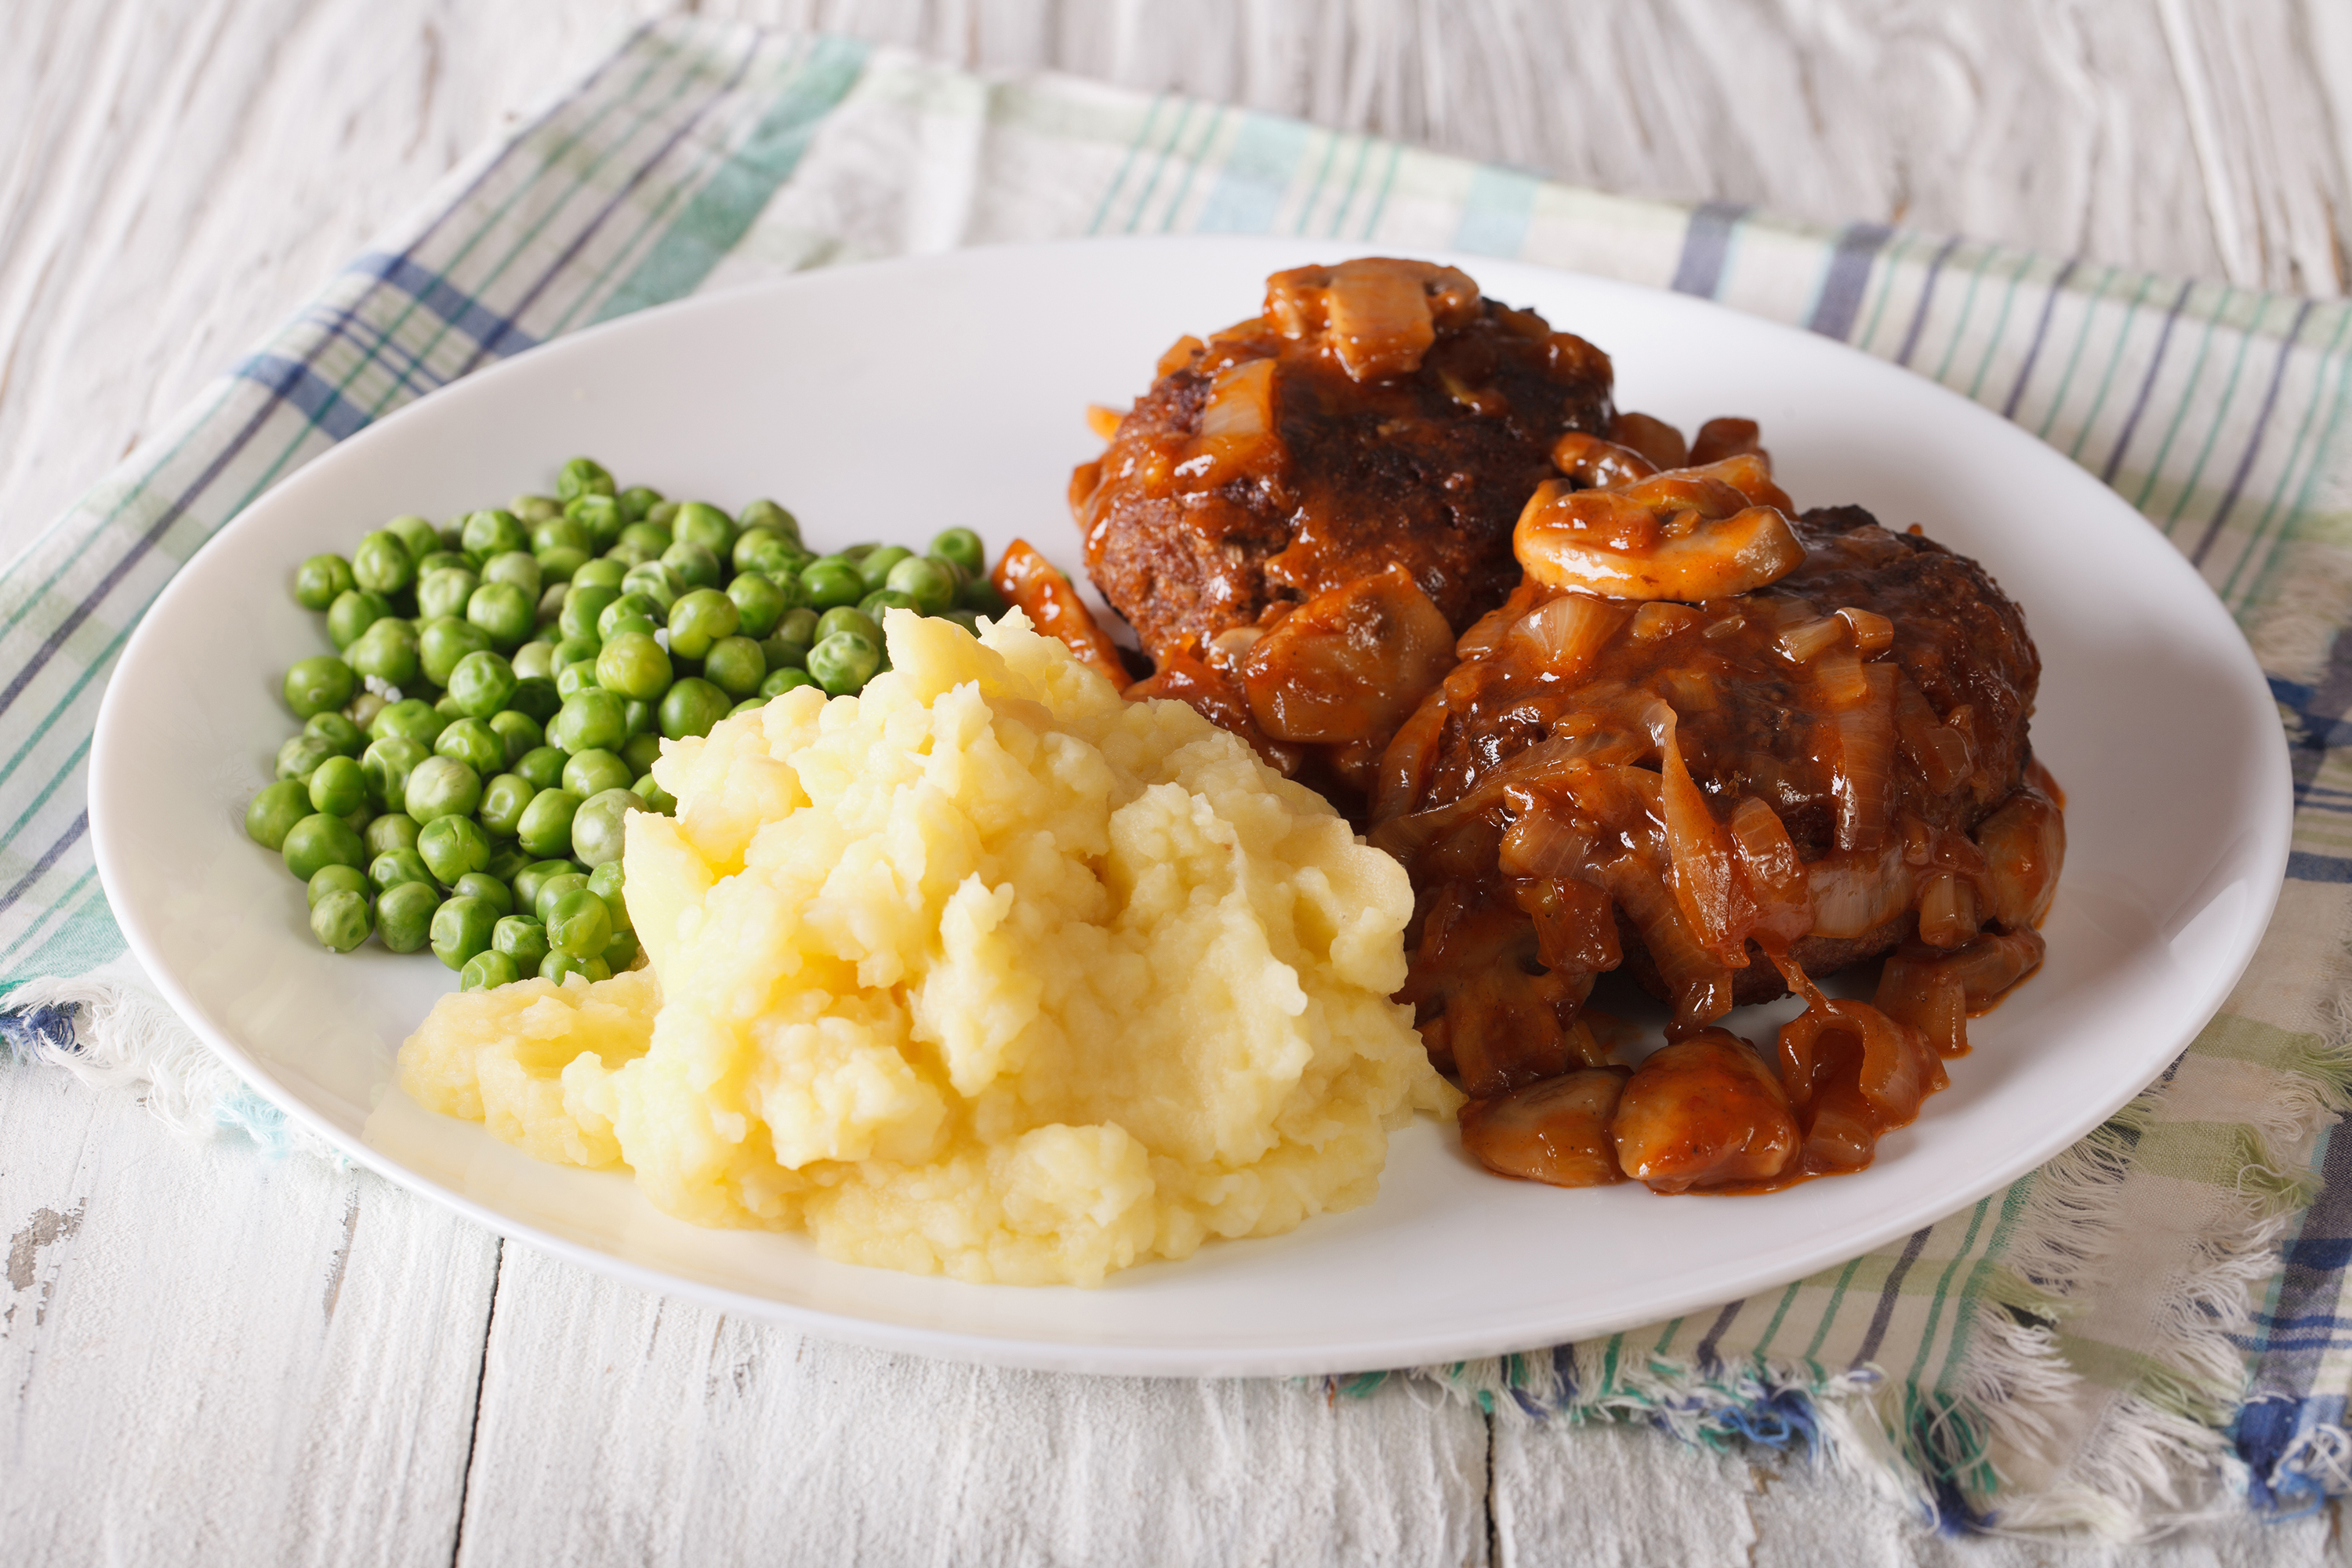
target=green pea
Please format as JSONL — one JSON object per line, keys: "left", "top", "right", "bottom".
{"left": 511, "top": 641, "right": 557, "bottom": 681}
{"left": 724, "top": 572, "right": 787, "bottom": 639}
{"left": 434, "top": 692, "right": 467, "bottom": 721}
{"left": 776, "top": 607, "right": 820, "bottom": 645}
{"left": 515, "top": 745, "right": 568, "bottom": 791}
{"left": 506, "top": 676, "right": 561, "bottom": 724}
{"left": 365, "top": 812, "right": 421, "bottom": 856}
{"left": 360, "top": 736, "right": 430, "bottom": 813}
{"left": 586, "top": 860, "right": 630, "bottom": 930}
{"left": 416, "top": 550, "right": 474, "bottom": 579}
{"left": 372, "top": 881, "right": 437, "bottom": 953}
{"left": 459, "top": 949, "right": 520, "bottom": 992}
{"left": 807, "top": 631, "right": 881, "bottom": 696}
{"left": 601, "top": 928, "right": 641, "bottom": 971}
{"left": 618, "top": 521, "right": 672, "bottom": 559}
{"left": 404, "top": 755, "right": 482, "bottom": 824}
{"left": 435, "top": 717, "right": 505, "bottom": 775}
{"left": 434, "top": 652, "right": 511, "bottom": 724}
{"left": 532, "top": 515, "right": 591, "bottom": 554}
{"left": 453, "top": 871, "right": 514, "bottom": 916}
{"left": 960, "top": 575, "right": 1009, "bottom": 616}
{"left": 492, "top": 916, "right": 550, "bottom": 971}
{"left": 802, "top": 558, "right": 865, "bottom": 610}
{"left": 282, "top": 813, "right": 365, "bottom": 881}
{"left": 284, "top": 655, "right": 356, "bottom": 719}
{"left": 571, "top": 788, "right": 642, "bottom": 869}
{"left": 737, "top": 532, "right": 808, "bottom": 581}
{"left": 671, "top": 501, "right": 735, "bottom": 556}
{"left": 416, "top": 566, "right": 478, "bottom": 621}
{"left": 737, "top": 499, "right": 800, "bottom": 544}
{"left": 622, "top": 700, "right": 658, "bottom": 743}
{"left": 728, "top": 697, "right": 767, "bottom": 719}
{"left": 467, "top": 581, "right": 535, "bottom": 649}
{"left": 759, "top": 666, "right": 819, "bottom": 699}
{"left": 666, "top": 588, "right": 739, "bottom": 659}
{"left": 557, "top": 457, "right": 615, "bottom": 502}
{"left": 417, "top": 616, "right": 488, "bottom": 686}
{"left": 561, "top": 583, "right": 621, "bottom": 643}
{"left": 572, "top": 558, "right": 626, "bottom": 592}
{"left": 632, "top": 772, "right": 677, "bottom": 815}
{"left": 930, "top": 528, "right": 986, "bottom": 577}
{"left": 562, "top": 750, "right": 634, "bottom": 800}
{"left": 384, "top": 515, "right": 440, "bottom": 564}
{"left": 307, "top": 862, "right": 371, "bottom": 909}
{"left": 857, "top": 545, "right": 913, "bottom": 593}
{"left": 859, "top": 588, "right": 920, "bottom": 617}
{"left": 416, "top": 815, "right": 490, "bottom": 887}
{"left": 485, "top": 841, "right": 532, "bottom": 884}
{"left": 307, "top": 755, "right": 368, "bottom": 816}
{"left": 620, "top": 562, "right": 679, "bottom": 614}
{"left": 548, "top": 689, "right": 627, "bottom": 754}
{"left": 661, "top": 539, "right": 723, "bottom": 593}
{"left": 658, "top": 678, "right": 731, "bottom": 741}
{"left": 276, "top": 734, "right": 338, "bottom": 785}
{"left": 310, "top": 889, "right": 372, "bottom": 953}
{"left": 326, "top": 589, "right": 390, "bottom": 651}
{"left": 512, "top": 860, "right": 577, "bottom": 915}
{"left": 539, "top": 950, "right": 608, "bottom": 987}
{"left": 599, "top": 615, "right": 657, "bottom": 648}
{"left": 303, "top": 711, "right": 365, "bottom": 757}
{"left": 479, "top": 549, "right": 541, "bottom": 599}
{"left": 618, "top": 486, "right": 662, "bottom": 524}
{"left": 620, "top": 732, "right": 662, "bottom": 777}
{"left": 514, "top": 494, "right": 561, "bottom": 524}
{"left": 460, "top": 509, "right": 529, "bottom": 559}
{"left": 759, "top": 635, "right": 808, "bottom": 674}
{"left": 886, "top": 556, "right": 959, "bottom": 616}
{"left": 568, "top": 493, "right": 625, "bottom": 551}
{"left": 545, "top": 887, "right": 613, "bottom": 959}
{"left": 245, "top": 781, "right": 312, "bottom": 850}
{"left": 535, "top": 546, "right": 589, "bottom": 586}
{"left": 369, "top": 698, "right": 445, "bottom": 745}
{"left": 488, "top": 710, "right": 543, "bottom": 765}
{"left": 597, "top": 592, "right": 662, "bottom": 642}
{"left": 429, "top": 895, "right": 499, "bottom": 971}
{"left": 532, "top": 871, "right": 591, "bottom": 925}
{"left": 550, "top": 637, "right": 600, "bottom": 677}
{"left": 347, "top": 618, "right": 418, "bottom": 691}
{"left": 603, "top": 539, "right": 652, "bottom": 571}
{"left": 815, "top": 606, "right": 882, "bottom": 646}
{"left": 517, "top": 788, "right": 583, "bottom": 859}
{"left": 368, "top": 847, "right": 433, "bottom": 894}
{"left": 344, "top": 691, "right": 389, "bottom": 734}
{"left": 294, "top": 554, "right": 356, "bottom": 612}
{"left": 594, "top": 632, "right": 672, "bottom": 702}
{"left": 471, "top": 773, "right": 531, "bottom": 838}
{"left": 351, "top": 530, "right": 414, "bottom": 594}
{"left": 703, "top": 636, "right": 766, "bottom": 699}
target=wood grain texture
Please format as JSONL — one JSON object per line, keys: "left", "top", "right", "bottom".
{"left": 5, "top": 0, "right": 2350, "bottom": 1561}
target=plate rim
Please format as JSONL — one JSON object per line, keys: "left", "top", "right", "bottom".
{"left": 88, "top": 235, "right": 2294, "bottom": 1375}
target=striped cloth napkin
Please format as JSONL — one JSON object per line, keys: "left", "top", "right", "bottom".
{"left": 3, "top": 17, "right": 2347, "bottom": 1537}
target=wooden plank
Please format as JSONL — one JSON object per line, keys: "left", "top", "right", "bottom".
{"left": 0, "top": 1059, "right": 499, "bottom": 1563}
{"left": 452, "top": 1243, "right": 1491, "bottom": 1567}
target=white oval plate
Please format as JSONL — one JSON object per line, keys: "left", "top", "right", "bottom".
{"left": 90, "top": 238, "right": 2288, "bottom": 1376}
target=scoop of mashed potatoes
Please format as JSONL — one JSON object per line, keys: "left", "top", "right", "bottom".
{"left": 398, "top": 608, "right": 1447, "bottom": 1286}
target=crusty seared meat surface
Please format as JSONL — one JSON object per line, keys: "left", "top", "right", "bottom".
{"left": 1073, "top": 259, "right": 1616, "bottom": 666}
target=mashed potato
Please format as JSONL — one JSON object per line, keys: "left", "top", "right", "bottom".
{"left": 397, "top": 608, "right": 1448, "bottom": 1285}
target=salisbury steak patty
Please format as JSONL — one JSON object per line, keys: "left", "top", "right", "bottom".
{"left": 1073, "top": 259, "right": 1616, "bottom": 665}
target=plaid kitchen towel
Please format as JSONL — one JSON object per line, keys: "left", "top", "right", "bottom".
{"left": 2, "top": 16, "right": 2348, "bottom": 1538}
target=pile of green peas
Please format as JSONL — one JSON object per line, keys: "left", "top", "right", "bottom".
{"left": 246, "top": 457, "right": 1001, "bottom": 988}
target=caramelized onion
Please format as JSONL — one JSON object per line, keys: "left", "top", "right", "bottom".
{"left": 1658, "top": 713, "right": 1750, "bottom": 965}
{"left": 1459, "top": 1069, "right": 1630, "bottom": 1187}
{"left": 1874, "top": 947, "right": 1970, "bottom": 1057}
{"left": 1497, "top": 802, "right": 1601, "bottom": 880}
{"left": 1893, "top": 679, "right": 1974, "bottom": 797}
{"left": 1240, "top": 564, "right": 1456, "bottom": 744}
{"left": 1510, "top": 593, "right": 1631, "bottom": 677}
{"left": 991, "top": 539, "right": 1131, "bottom": 688}
{"left": 1513, "top": 874, "right": 1624, "bottom": 976}
{"left": 1775, "top": 615, "right": 1847, "bottom": 664}
{"left": 1776, "top": 993, "right": 1944, "bottom": 1123}
{"left": 1609, "top": 411, "right": 1690, "bottom": 470}
{"left": 1830, "top": 664, "right": 1898, "bottom": 853}
{"left": 1265, "top": 258, "right": 1477, "bottom": 382}
{"left": 1975, "top": 781, "right": 2066, "bottom": 929}
{"left": 1916, "top": 869, "right": 1981, "bottom": 949}
{"left": 1689, "top": 417, "right": 1765, "bottom": 466}
{"left": 1370, "top": 691, "right": 1448, "bottom": 826}
{"left": 1550, "top": 431, "right": 1659, "bottom": 489}
{"left": 1593, "top": 855, "right": 1733, "bottom": 1029}
{"left": 1612, "top": 1029, "right": 1798, "bottom": 1192}
{"left": 1835, "top": 606, "right": 1895, "bottom": 655}
{"left": 1806, "top": 840, "right": 1918, "bottom": 938}
{"left": 1728, "top": 796, "right": 1813, "bottom": 952}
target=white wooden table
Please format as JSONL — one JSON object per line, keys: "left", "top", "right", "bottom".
{"left": 4, "top": 2, "right": 2346, "bottom": 1560}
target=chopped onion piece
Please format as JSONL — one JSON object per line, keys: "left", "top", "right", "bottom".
{"left": 1835, "top": 606, "right": 1895, "bottom": 655}
{"left": 1830, "top": 664, "right": 1898, "bottom": 853}
{"left": 1775, "top": 615, "right": 1847, "bottom": 664}
{"left": 1509, "top": 593, "right": 1630, "bottom": 678}
{"left": 1916, "top": 869, "right": 1981, "bottom": 949}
